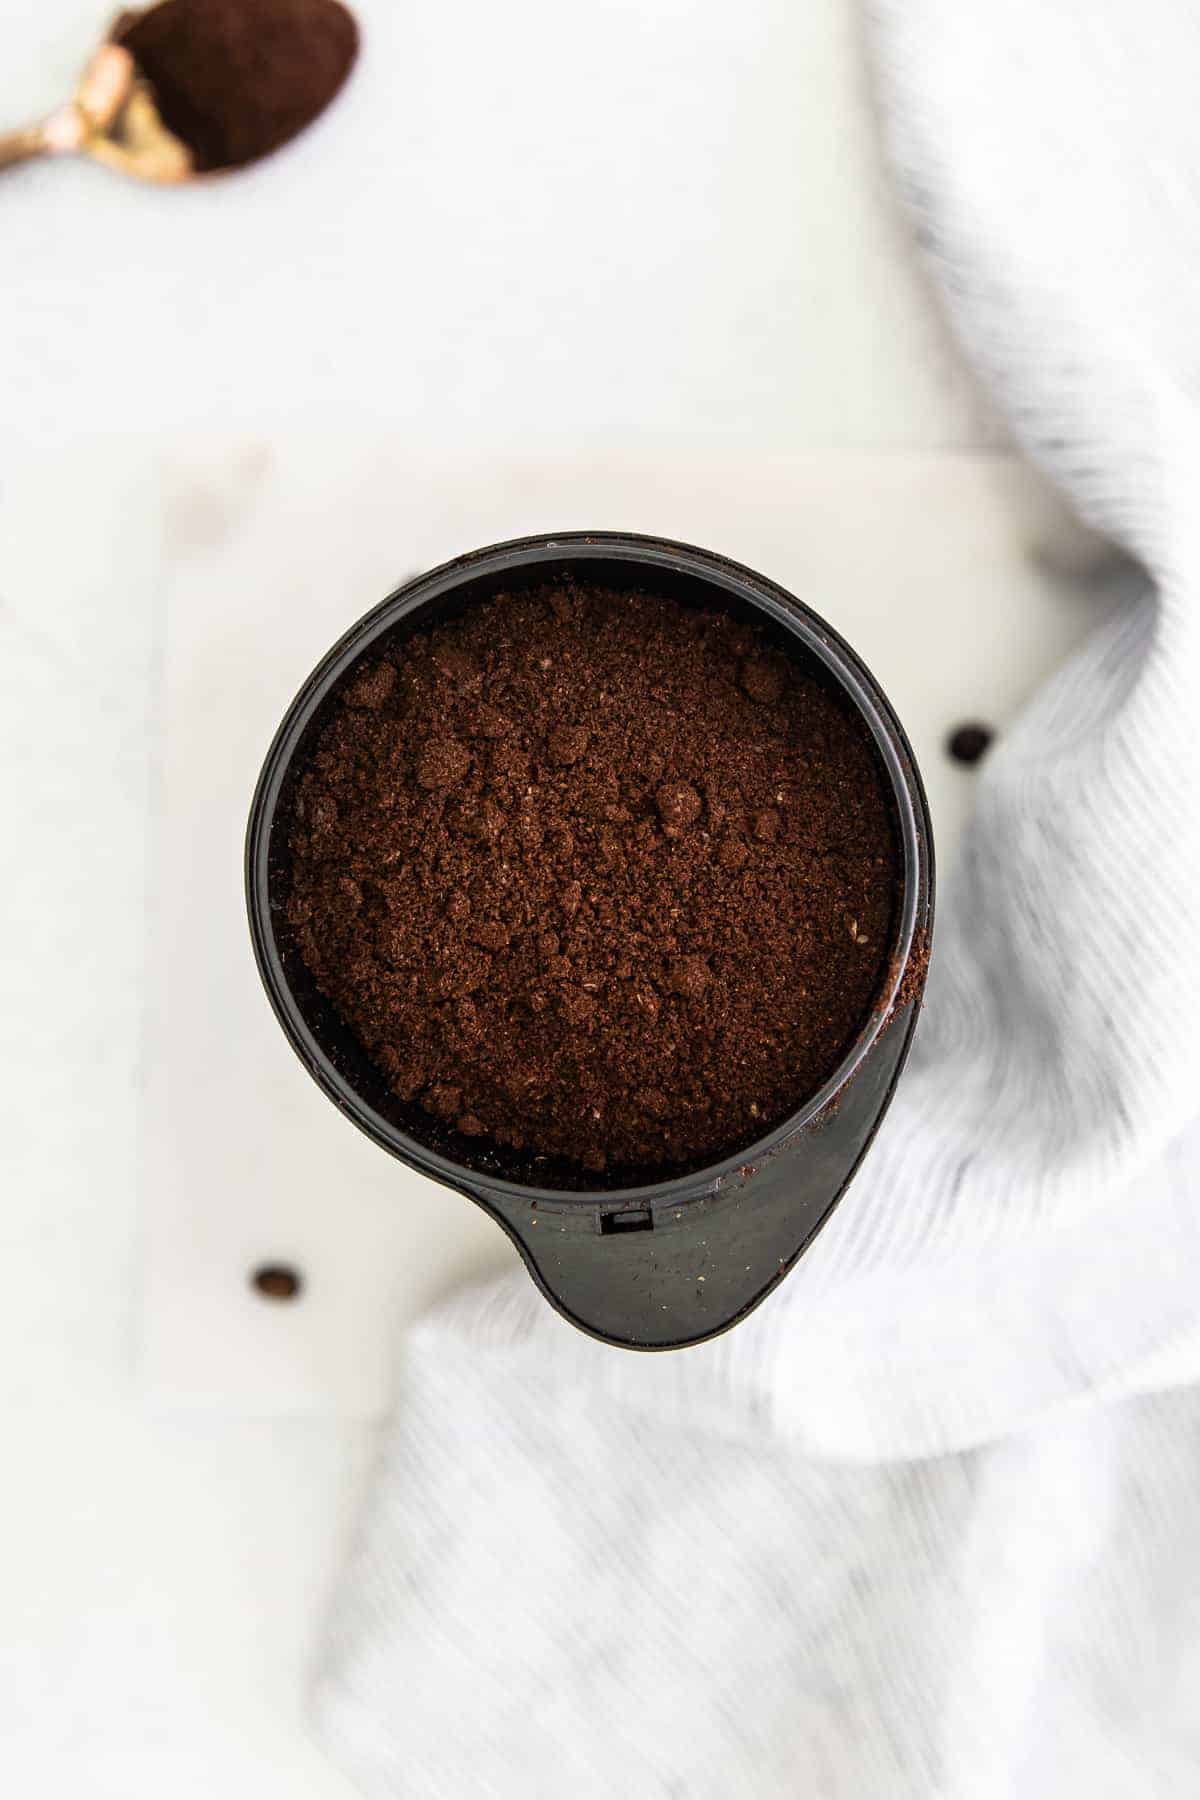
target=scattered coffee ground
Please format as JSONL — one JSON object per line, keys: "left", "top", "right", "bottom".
{"left": 113, "top": 0, "right": 358, "bottom": 173}
{"left": 286, "top": 581, "right": 900, "bottom": 1173}
{"left": 946, "top": 721, "right": 995, "bottom": 766}
{"left": 250, "top": 1262, "right": 304, "bottom": 1301}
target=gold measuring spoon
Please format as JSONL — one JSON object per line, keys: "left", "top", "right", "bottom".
{"left": 0, "top": 0, "right": 358, "bottom": 184}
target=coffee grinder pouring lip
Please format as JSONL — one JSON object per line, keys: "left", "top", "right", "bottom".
{"left": 245, "top": 532, "right": 934, "bottom": 1351}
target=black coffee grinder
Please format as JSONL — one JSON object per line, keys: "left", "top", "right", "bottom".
{"left": 246, "top": 533, "right": 933, "bottom": 1350}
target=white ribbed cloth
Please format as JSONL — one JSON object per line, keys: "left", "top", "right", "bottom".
{"left": 314, "top": 3, "right": 1200, "bottom": 1790}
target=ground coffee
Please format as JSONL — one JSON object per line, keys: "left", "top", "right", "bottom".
{"left": 114, "top": 0, "right": 358, "bottom": 173}
{"left": 286, "top": 580, "right": 899, "bottom": 1174}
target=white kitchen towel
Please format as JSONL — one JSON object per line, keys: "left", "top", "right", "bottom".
{"left": 315, "top": 1, "right": 1200, "bottom": 1790}
{"left": 318, "top": 1301, "right": 1200, "bottom": 1797}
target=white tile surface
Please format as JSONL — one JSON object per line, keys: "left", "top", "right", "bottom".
{"left": 0, "top": 0, "right": 1000, "bottom": 454}
{"left": 0, "top": 446, "right": 357, "bottom": 1798}
{"left": 146, "top": 442, "right": 1097, "bottom": 1416}
{"left": 0, "top": 0, "right": 1103, "bottom": 1790}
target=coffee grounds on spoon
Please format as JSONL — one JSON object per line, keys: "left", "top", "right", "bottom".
{"left": 286, "top": 581, "right": 899, "bottom": 1175}
{"left": 114, "top": 0, "right": 358, "bottom": 173}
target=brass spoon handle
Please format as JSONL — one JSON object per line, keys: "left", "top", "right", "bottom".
{"left": 0, "top": 124, "right": 51, "bottom": 172}
{"left": 0, "top": 101, "right": 90, "bottom": 174}
{"left": 0, "top": 48, "right": 136, "bottom": 178}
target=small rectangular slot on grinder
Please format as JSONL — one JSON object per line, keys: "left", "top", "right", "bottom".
{"left": 599, "top": 1208, "right": 654, "bottom": 1235}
